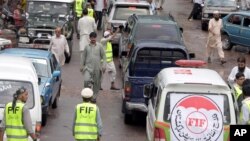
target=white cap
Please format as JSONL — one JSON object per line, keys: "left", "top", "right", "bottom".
{"left": 213, "top": 11, "right": 219, "bottom": 14}
{"left": 104, "top": 31, "right": 110, "bottom": 37}
{"left": 81, "top": 88, "right": 93, "bottom": 98}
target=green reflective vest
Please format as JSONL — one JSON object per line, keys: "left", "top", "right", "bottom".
{"left": 240, "top": 98, "right": 250, "bottom": 125}
{"left": 75, "top": 0, "right": 84, "bottom": 17}
{"left": 88, "top": 8, "right": 94, "bottom": 18}
{"left": 5, "top": 102, "right": 28, "bottom": 141}
{"left": 106, "top": 41, "right": 113, "bottom": 63}
{"left": 74, "top": 102, "right": 98, "bottom": 140}
{"left": 234, "top": 85, "right": 242, "bottom": 101}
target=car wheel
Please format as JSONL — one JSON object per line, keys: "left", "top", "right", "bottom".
{"left": 222, "top": 34, "right": 233, "bottom": 50}
{"left": 124, "top": 113, "right": 133, "bottom": 124}
{"left": 52, "top": 85, "right": 61, "bottom": 109}
{"left": 201, "top": 23, "right": 207, "bottom": 31}
{"left": 42, "top": 106, "right": 49, "bottom": 126}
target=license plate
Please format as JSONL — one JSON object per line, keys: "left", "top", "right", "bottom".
{"left": 19, "top": 37, "right": 29, "bottom": 43}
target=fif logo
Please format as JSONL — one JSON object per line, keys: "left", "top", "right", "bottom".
{"left": 171, "top": 95, "right": 223, "bottom": 141}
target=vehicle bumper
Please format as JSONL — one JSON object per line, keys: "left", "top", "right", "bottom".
{"left": 18, "top": 43, "right": 50, "bottom": 49}
{"left": 18, "top": 36, "right": 50, "bottom": 49}
{"left": 125, "top": 101, "right": 148, "bottom": 113}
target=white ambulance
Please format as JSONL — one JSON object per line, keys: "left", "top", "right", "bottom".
{"left": 144, "top": 61, "right": 237, "bottom": 141}
{"left": 0, "top": 55, "right": 42, "bottom": 141}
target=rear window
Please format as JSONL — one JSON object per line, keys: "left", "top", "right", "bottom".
{"left": 0, "top": 80, "right": 34, "bottom": 109}
{"left": 130, "top": 48, "right": 187, "bottom": 77}
{"left": 135, "top": 23, "right": 181, "bottom": 43}
{"left": 113, "top": 5, "right": 149, "bottom": 20}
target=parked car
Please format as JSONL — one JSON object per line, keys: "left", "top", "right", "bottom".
{"left": 119, "top": 14, "right": 185, "bottom": 66}
{"left": 104, "top": 0, "right": 154, "bottom": 56}
{"left": 0, "top": 37, "right": 12, "bottom": 50}
{"left": 18, "top": 0, "right": 75, "bottom": 63}
{"left": 121, "top": 39, "right": 194, "bottom": 124}
{"left": 0, "top": 25, "right": 17, "bottom": 48}
{"left": 0, "top": 55, "right": 42, "bottom": 141}
{"left": 0, "top": 48, "right": 62, "bottom": 126}
{"left": 201, "top": 0, "right": 239, "bottom": 30}
{"left": 222, "top": 11, "right": 250, "bottom": 50}
{"left": 144, "top": 65, "right": 237, "bottom": 141}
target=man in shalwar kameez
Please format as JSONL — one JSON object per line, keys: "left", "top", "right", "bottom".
{"left": 80, "top": 32, "right": 106, "bottom": 102}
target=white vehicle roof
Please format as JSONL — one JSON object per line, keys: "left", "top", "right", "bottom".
{"left": 114, "top": 1, "right": 150, "bottom": 6}
{"left": 156, "top": 67, "right": 228, "bottom": 87}
{"left": 0, "top": 55, "right": 38, "bottom": 83}
{"left": 27, "top": 0, "right": 74, "bottom": 3}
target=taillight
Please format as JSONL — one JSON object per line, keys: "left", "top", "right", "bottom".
{"left": 124, "top": 81, "right": 131, "bottom": 100}
{"left": 4, "top": 44, "right": 12, "bottom": 48}
{"left": 154, "top": 127, "right": 166, "bottom": 141}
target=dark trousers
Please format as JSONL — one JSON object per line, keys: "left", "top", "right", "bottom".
{"left": 95, "top": 11, "right": 103, "bottom": 30}
{"left": 188, "top": 3, "right": 201, "bottom": 19}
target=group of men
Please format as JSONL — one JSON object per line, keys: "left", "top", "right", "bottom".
{"left": 228, "top": 56, "right": 250, "bottom": 125}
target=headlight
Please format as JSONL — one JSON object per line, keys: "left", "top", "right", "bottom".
{"left": 28, "top": 30, "right": 35, "bottom": 36}
{"left": 37, "top": 33, "right": 42, "bottom": 38}
{"left": 203, "top": 13, "right": 209, "bottom": 18}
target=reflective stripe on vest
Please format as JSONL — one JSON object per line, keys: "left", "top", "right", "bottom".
{"left": 106, "top": 41, "right": 113, "bottom": 63}
{"left": 240, "top": 99, "right": 250, "bottom": 124}
{"left": 74, "top": 103, "right": 98, "bottom": 140}
{"left": 234, "top": 85, "right": 242, "bottom": 100}
{"left": 75, "top": 0, "right": 84, "bottom": 17}
{"left": 88, "top": 8, "right": 94, "bottom": 18}
{"left": 5, "top": 102, "right": 28, "bottom": 141}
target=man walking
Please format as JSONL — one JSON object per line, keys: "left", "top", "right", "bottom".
{"left": 73, "top": 88, "right": 103, "bottom": 141}
{"left": 80, "top": 32, "right": 106, "bottom": 102}
{"left": 78, "top": 8, "right": 96, "bottom": 59}
{"left": 49, "top": 27, "right": 70, "bottom": 66}
{"left": 74, "top": 0, "right": 85, "bottom": 39}
{"left": 0, "top": 87, "right": 38, "bottom": 141}
{"left": 188, "top": 0, "right": 203, "bottom": 21}
{"left": 206, "top": 11, "right": 226, "bottom": 65}
{"left": 95, "top": 0, "right": 107, "bottom": 30}
{"left": 101, "top": 29, "right": 120, "bottom": 90}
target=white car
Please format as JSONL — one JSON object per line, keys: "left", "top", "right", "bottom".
{"left": 104, "top": 0, "right": 155, "bottom": 46}
{"left": 0, "top": 38, "right": 12, "bottom": 50}
{"left": 144, "top": 63, "right": 237, "bottom": 141}
{"left": 0, "top": 55, "right": 42, "bottom": 141}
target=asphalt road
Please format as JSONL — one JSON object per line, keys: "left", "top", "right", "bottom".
{"left": 40, "top": 0, "right": 250, "bottom": 140}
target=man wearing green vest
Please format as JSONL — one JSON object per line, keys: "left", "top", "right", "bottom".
{"left": 233, "top": 72, "right": 245, "bottom": 109}
{"left": 87, "top": 2, "right": 95, "bottom": 18}
{"left": 73, "top": 88, "right": 103, "bottom": 141}
{"left": 100, "top": 29, "right": 120, "bottom": 90}
{"left": 240, "top": 82, "right": 250, "bottom": 125}
{"left": 74, "top": 0, "right": 86, "bottom": 39}
{"left": 0, "top": 87, "right": 38, "bottom": 141}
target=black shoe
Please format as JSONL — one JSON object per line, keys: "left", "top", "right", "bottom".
{"left": 221, "top": 60, "right": 226, "bottom": 65}
{"left": 110, "top": 87, "right": 120, "bottom": 90}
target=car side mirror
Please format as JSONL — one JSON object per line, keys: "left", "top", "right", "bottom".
{"left": 52, "top": 70, "right": 61, "bottom": 77}
{"left": 189, "top": 53, "right": 195, "bottom": 58}
{"left": 143, "top": 84, "right": 153, "bottom": 98}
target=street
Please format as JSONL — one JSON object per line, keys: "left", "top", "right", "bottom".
{"left": 40, "top": 0, "right": 250, "bottom": 140}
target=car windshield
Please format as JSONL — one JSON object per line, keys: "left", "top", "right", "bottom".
{"left": 135, "top": 23, "right": 181, "bottom": 43}
{"left": 130, "top": 48, "right": 187, "bottom": 77}
{"left": 31, "top": 58, "right": 49, "bottom": 77}
{"left": 113, "top": 5, "right": 150, "bottom": 20}
{"left": 27, "top": 2, "right": 70, "bottom": 15}
{"left": 0, "top": 80, "right": 34, "bottom": 108}
{"left": 163, "top": 93, "right": 231, "bottom": 124}
{"left": 206, "top": 0, "right": 236, "bottom": 7}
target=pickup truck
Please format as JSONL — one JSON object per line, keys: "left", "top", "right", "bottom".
{"left": 121, "top": 39, "right": 194, "bottom": 124}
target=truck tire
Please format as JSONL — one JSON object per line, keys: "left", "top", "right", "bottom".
{"left": 124, "top": 114, "right": 133, "bottom": 124}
